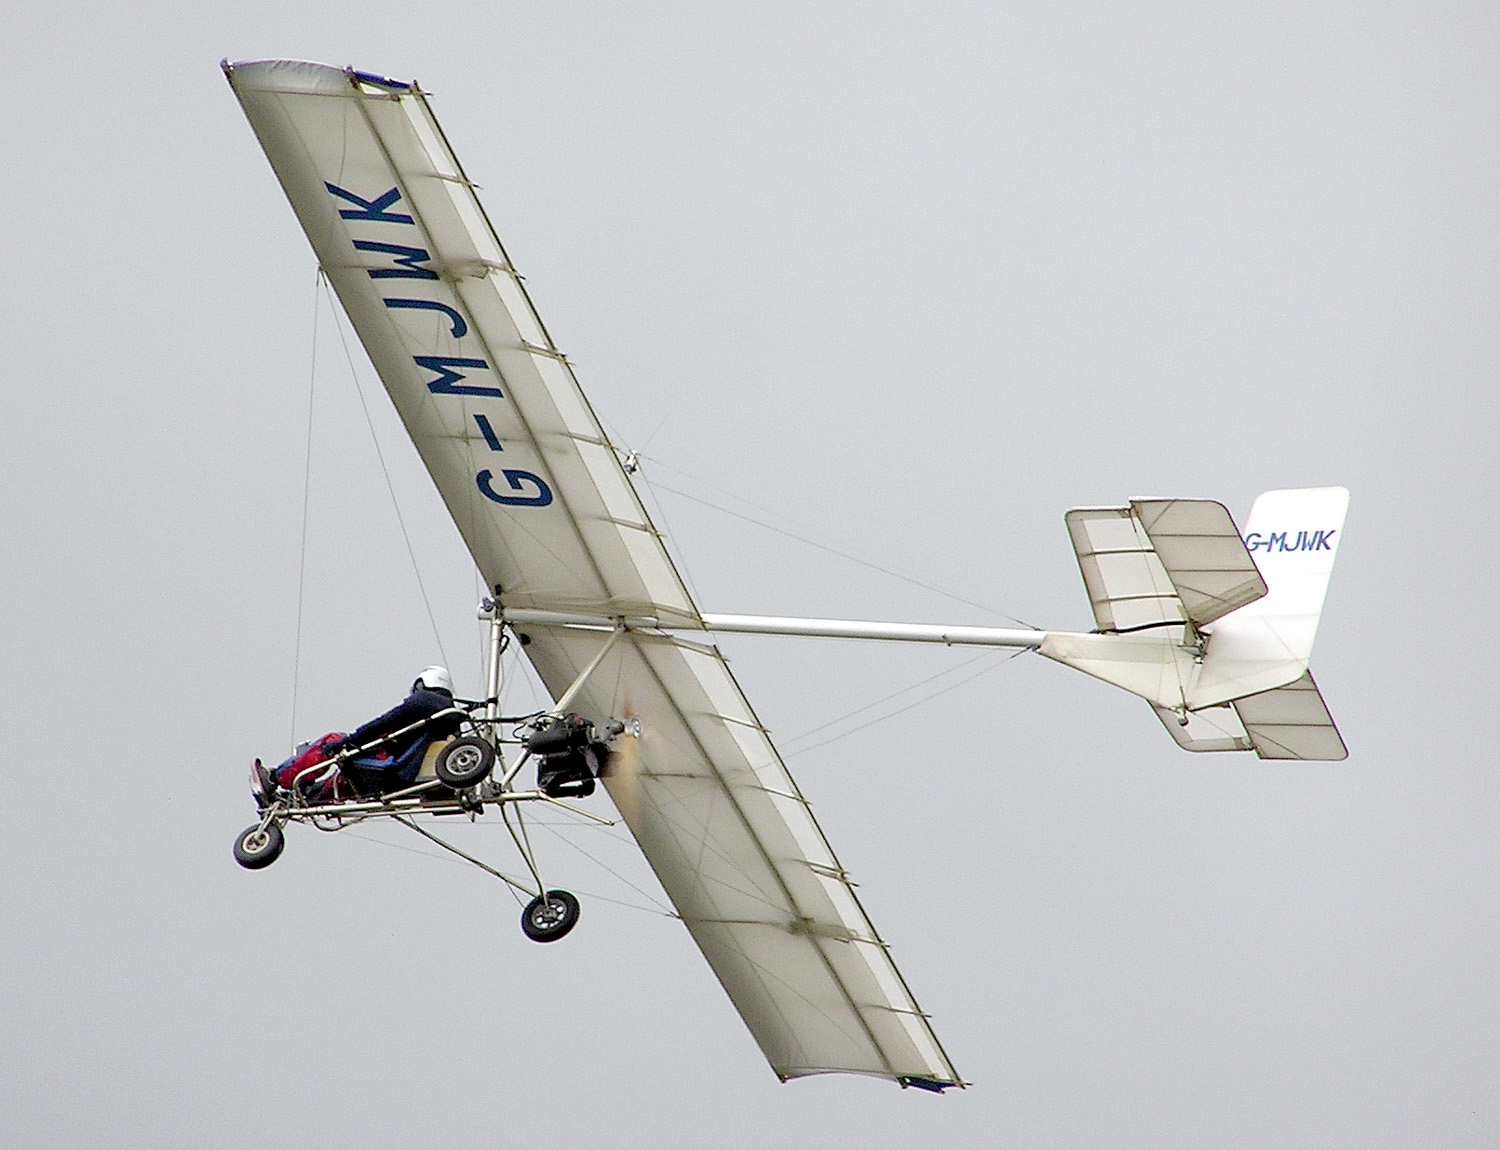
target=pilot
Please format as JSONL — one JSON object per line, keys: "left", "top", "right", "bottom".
{"left": 255, "top": 666, "right": 463, "bottom": 799}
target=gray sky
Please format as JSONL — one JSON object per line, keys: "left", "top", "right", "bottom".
{"left": 3, "top": 3, "right": 1498, "bottom": 1147}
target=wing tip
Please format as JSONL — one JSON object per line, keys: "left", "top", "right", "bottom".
{"left": 899, "top": 1075, "right": 964, "bottom": 1093}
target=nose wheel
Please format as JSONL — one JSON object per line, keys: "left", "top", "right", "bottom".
{"left": 521, "top": 890, "right": 580, "bottom": 942}
{"left": 233, "top": 821, "right": 285, "bottom": 870}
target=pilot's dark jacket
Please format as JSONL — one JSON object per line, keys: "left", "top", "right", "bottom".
{"left": 335, "top": 686, "right": 461, "bottom": 778}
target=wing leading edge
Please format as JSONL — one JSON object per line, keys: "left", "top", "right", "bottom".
{"left": 225, "top": 59, "right": 959, "bottom": 1087}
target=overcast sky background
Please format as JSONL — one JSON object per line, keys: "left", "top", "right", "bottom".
{"left": 3, "top": 3, "right": 1498, "bottom": 1147}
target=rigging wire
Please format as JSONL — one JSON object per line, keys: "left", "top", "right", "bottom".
{"left": 636, "top": 457, "right": 1037, "bottom": 629}
{"left": 631, "top": 465, "right": 708, "bottom": 611}
{"left": 341, "top": 827, "right": 526, "bottom": 906}
{"left": 784, "top": 647, "right": 1029, "bottom": 760}
{"left": 606, "top": 435, "right": 1040, "bottom": 760}
{"left": 596, "top": 407, "right": 1033, "bottom": 629}
{"left": 289, "top": 270, "right": 322, "bottom": 751}
{"left": 530, "top": 818, "right": 675, "bottom": 917}
{"left": 591, "top": 406, "right": 709, "bottom": 608}
{"left": 322, "top": 277, "right": 451, "bottom": 668}
{"left": 780, "top": 648, "right": 996, "bottom": 751}
{"left": 344, "top": 826, "right": 674, "bottom": 917}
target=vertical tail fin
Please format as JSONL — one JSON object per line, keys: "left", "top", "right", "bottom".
{"left": 1187, "top": 487, "right": 1348, "bottom": 708}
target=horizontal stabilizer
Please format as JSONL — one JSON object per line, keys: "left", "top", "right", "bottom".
{"left": 1132, "top": 499, "right": 1268, "bottom": 626}
{"left": 1231, "top": 671, "right": 1347, "bottom": 760}
{"left": 1066, "top": 508, "right": 1182, "bottom": 632}
{"left": 1065, "top": 499, "right": 1265, "bottom": 633}
{"left": 1152, "top": 702, "right": 1253, "bottom": 753}
{"left": 1148, "top": 671, "right": 1345, "bottom": 760}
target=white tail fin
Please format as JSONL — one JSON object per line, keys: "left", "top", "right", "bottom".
{"left": 1188, "top": 487, "right": 1348, "bottom": 708}
{"left": 1040, "top": 486, "right": 1350, "bottom": 759}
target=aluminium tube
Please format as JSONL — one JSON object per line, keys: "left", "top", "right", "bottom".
{"left": 500, "top": 607, "right": 1045, "bottom": 649}
{"left": 697, "top": 614, "right": 1045, "bottom": 648}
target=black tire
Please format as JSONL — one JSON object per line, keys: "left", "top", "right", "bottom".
{"left": 234, "top": 822, "right": 285, "bottom": 870}
{"left": 521, "top": 890, "right": 580, "bottom": 942}
{"left": 435, "top": 736, "right": 496, "bottom": 788}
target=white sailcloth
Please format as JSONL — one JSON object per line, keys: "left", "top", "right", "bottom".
{"left": 226, "top": 59, "right": 959, "bottom": 1087}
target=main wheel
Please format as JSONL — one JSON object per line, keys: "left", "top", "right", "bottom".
{"left": 233, "top": 822, "right": 285, "bottom": 870}
{"left": 521, "top": 890, "right": 580, "bottom": 943}
{"left": 435, "top": 736, "right": 496, "bottom": 787}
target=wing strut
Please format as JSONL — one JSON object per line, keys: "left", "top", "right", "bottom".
{"left": 548, "top": 621, "right": 626, "bottom": 713}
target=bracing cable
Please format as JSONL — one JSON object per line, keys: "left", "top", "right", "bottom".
{"left": 781, "top": 648, "right": 996, "bottom": 751}
{"left": 289, "top": 270, "right": 321, "bottom": 751}
{"left": 529, "top": 818, "right": 675, "bottom": 917}
{"left": 784, "top": 646, "right": 1030, "bottom": 760}
{"left": 365, "top": 807, "right": 679, "bottom": 918}
{"left": 322, "top": 277, "right": 451, "bottom": 667}
{"left": 392, "top": 814, "right": 534, "bottom": 897}
{"left": 636, "top": 456, "right": 1037, "bottom": 629}
{"left": 343, "top": 827, "right": 526, "bottom": 906}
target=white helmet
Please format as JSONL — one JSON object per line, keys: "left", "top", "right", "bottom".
{"left": 414, "top": 665, "right": 453, "bottom": 694}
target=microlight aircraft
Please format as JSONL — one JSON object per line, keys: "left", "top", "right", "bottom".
{"left": 224, "top": 59, "right": 1349, "bottom": 1091}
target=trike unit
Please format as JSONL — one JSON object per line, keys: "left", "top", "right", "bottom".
{"left": 234, "top": 699, "right": 618, "bottom": 945}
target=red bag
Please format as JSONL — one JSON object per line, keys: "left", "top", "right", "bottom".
{"left": 274, "top": 731, "right": 347, "bottom": 788}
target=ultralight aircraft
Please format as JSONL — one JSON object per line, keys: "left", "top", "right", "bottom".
{"left": 224, "top": 59, "right": 1349, "bottom": 1091}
